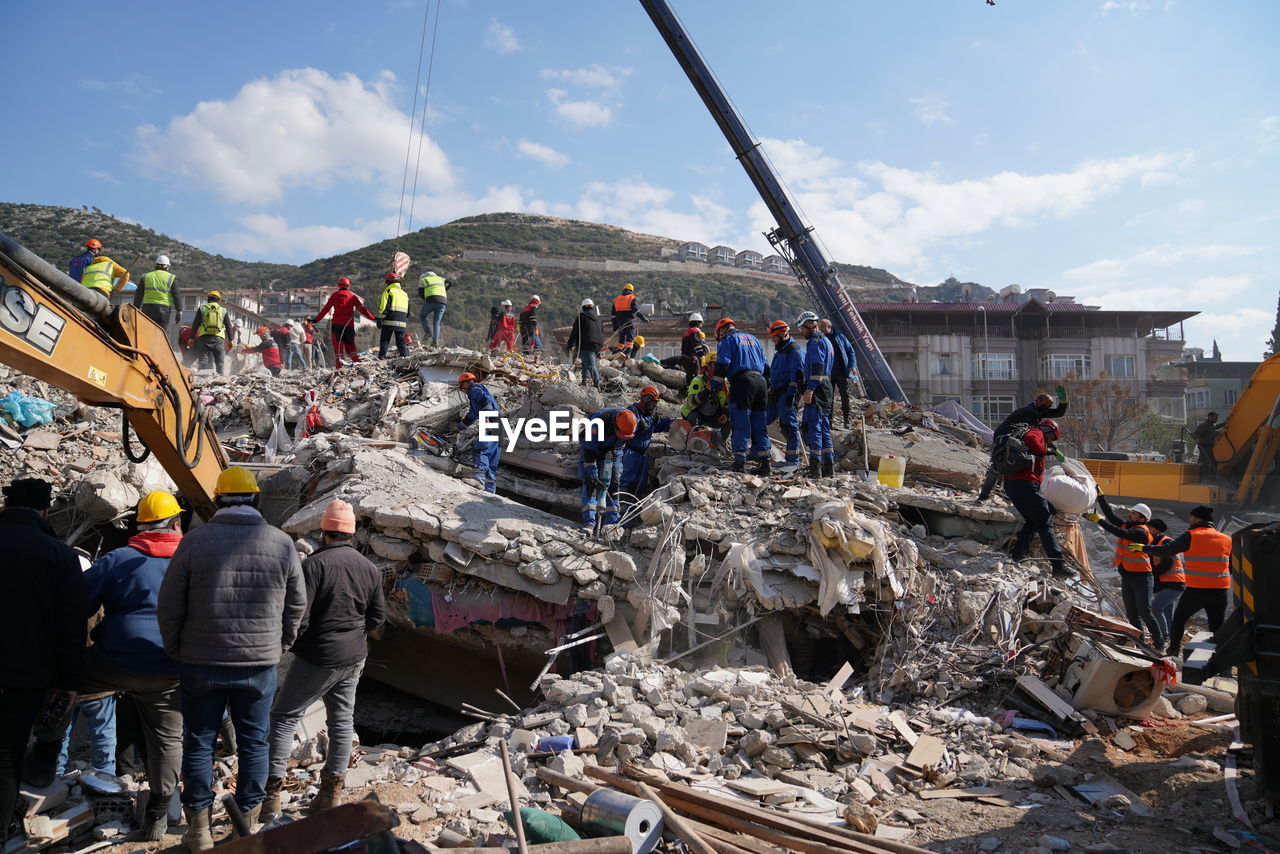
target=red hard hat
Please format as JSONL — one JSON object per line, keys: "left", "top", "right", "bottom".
{"left": 1040, "top": 418, "right": 1060, "bottom": 439}
{"left": 767, "top": 320, "right": 789, "bottom": 338}
{"left": 458, "top": 372, "right": 477, "bottom": 385}
{"left": 385, "top": 273, "right": 399, "bottom": 283}
{"left": 85, "top": 238, "right": 102, "bottom": 249}
{"left": 639, "top": 385, "right": 660, "bottom": 400}
{"left": 714, "top": 317, "right": 736, "bottom": 337}
{"left": 615, "top": 409, "right": 638, "bottom": 440}
{"left": 256, "top": 326, "right": 270, "bottom": 336}
{"left": 337, "top": 277, "right": 351, "bottom": 287}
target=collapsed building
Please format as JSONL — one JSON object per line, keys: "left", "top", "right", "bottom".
{"left": 0, "top": 349, "right": 1255, "bottom": 852}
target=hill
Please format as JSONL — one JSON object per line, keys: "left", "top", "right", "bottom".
{"left": 0, "top": 204, "right": 993, "bottom": 339}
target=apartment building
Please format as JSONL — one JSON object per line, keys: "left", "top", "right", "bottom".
{"left": 1169, "top": 352, "right": 1261, "bottom": 421}
{"left": 855, "top": 294, "right": 1196, "bottom": 429}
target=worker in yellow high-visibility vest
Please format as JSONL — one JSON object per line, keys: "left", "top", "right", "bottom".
{"left": 80, "top": 254, "right": 129, "bottom": 297}
{"left": 192, "top": 292, "right": 228, "bottom": 375}
{"left": 377, "top": 274, "right": 410, "bottom": 358}
{"left": 132, "top": 255, "right": 182, "bottom": 339}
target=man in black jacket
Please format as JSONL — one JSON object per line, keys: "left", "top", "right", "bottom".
{"left": 262, "top": 500, "right": 384, "bottom": 818}
{"left": 0, "top": 479, "right": 85, "bottom": 842}
{"left": 977, "top": 389, "right": 1070, "bottom": 502}
{"left": 567, "top": 299, "right": 605, "bottom": 388}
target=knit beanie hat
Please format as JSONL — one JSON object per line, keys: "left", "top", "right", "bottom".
{"left": 1190, "top": 504, "right": 1215, "bottom": 521}
{"left": 3, "top": 478, "right": 53, "bottom": 510}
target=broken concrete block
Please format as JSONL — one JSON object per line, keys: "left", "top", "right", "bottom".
{"left": 684, "top": 718, "right": 728, "bottom": 751}
{"left": 549, "top": 750, "right": 585, "bottom": 777}
{"left": 518, "top": 560, "right": 559, "bottom": 585}
{"left": 23, "top": 430, "right": 61, "bottom": 450}
{"left": 843, "top": 802, "right": 879, "bottom": 834}
{"left": 739, "top": 730, "right": 774, "bottom": 758}
{"left": 1176, "top": 694, "right": 1208, "bottom": 715}
{"left": 600, "top": 551, "right": 639, "bottom": 581}
{"left": 369, "top": 534, "right": 417, "bottom": 561}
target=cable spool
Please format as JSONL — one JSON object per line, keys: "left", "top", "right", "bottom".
{"left": 580, "top": 789, "right": 664, "bottom": 854}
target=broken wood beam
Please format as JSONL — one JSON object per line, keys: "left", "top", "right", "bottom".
{"left": 635, "top": 781, "right": 717, "bottom": 854}
{"left": 443, "top": 841, "right": 632, "bottom": 854}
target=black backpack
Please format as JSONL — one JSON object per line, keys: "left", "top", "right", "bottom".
{"left": 991, "top": 424, "right": 1035, "bottom": 475}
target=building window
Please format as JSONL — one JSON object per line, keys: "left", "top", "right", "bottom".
{"left": 972, "top": 395, "right": 1015, "bottom": 425}
{"left": 1104, "top": 354, "right": 1135, "bottom": 377}
{"left": 1185, "top": 387, "right": 1211, "bottom": 411}
{"left": 932, "top": 353, "right": 958, "bottom": 376}
{"left": 973, "top": 353, "right": 1016, "bottom": 380}
{"left": 1040, "top": 353, "right": 1090, "bottom": 380}
{"left": 1224, "top": 388, "right": 1240, "bottom": 407}
{"left": 1148, "top": 397, "right": 1186, "bottom": 421}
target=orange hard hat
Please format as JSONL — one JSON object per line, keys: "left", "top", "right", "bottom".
{"left": 458, "top": 372, "right": 477, "bottom": 385}
{"left": 256, "top": 326, "right": 270, "bottom": 336}
{"left": 714, "top": 317, "right": 736, "bottom": 337}
{"left": 615, "top": 409, "right": 638, "bottom": 439}
{"left": 320, "top": 499, "right": 356, "bottom": 534}
{"left": 85, "top": 238, "right": 102, "bottom": 249}
{"left": 639, "top": 385, "right": 660, "bottom": 400}
{"left": 768, "top": 320, "right": 789, "bottom": 338}
{"left": 337, "top": 277, "right": 351, "bottom": 287}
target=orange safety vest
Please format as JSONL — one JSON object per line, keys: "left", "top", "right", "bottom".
{"left": 1153, "top": 535, "right": 1186, "bottom": 584}
{"left": 613, "top": 292, "right": 636, "bottom": 312}
{"left": 1182, "top": 526, "right": 1232, "bottom": 589}
{"left": 1114, "top": 523, "right": 1153, "bottom": 573}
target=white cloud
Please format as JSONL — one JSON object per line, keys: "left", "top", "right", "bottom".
{"left": 1100, "top": 1, "right": 1153, "bottom": 14}
{"left": 540, "top": 65, "right": 632, "bottom": 89}
{"left": 558, "top": 179, "right": 734, "bottom": 245}
{"left": 1062, "top": 245, "right": 1260, "bottom": 293}
{"left": 81, "top": 73, "right": 161, "bottom": 99}
{"left": 910, "top": 95, "right": 954, "bottom": 126}
{"left": 1184, "top": 307, "right": 1273, "bottom": 361}
{"left": 743, "top": 137, "right": 1188, "bottom": 273}
{"left": 516, "top": 139, "right": 569, "bottom": 169}
{"left": 546, "top": 89, "right": 613, "bottom": 129}
{"left": 1254, "top": 115, "right": 1280, "bottom": 152}
{"left": 202, "top": 213, "right": 398, "bottom": 261}
{"left": 484, "top": 18, "right": 520, "bottom": 54}
{"left": 136, "top": 68, "right": 453, "bottom": 205}
{"left": 86, "top": 170, "right": 123, "bottom": 186}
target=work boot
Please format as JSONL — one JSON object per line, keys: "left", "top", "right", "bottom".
{"left": 808, "top": 459, "right": 821, "bottom": 479}
{"left": 1049, "top": 559, "right": 1074, "bottom": 579}
{"left": 309, "top": 771, "right": 346, "bottom": 813}
{"left": 729, "top": 460, "right": 745, "bottom": 473}
{"left": 261, "top": 776, "right": 284, "bottom": 817}
{"left": 241, "top": 804, "right": 262, "bottom": 835}
{"left": 181, "top": 807, "right": 213, "bottom": 853}
{"left": 821, "top": 458, "right": 835, "bottom": 478}
{"left": 753, "top": 458, "right": 771, "bottom": 477}
{"left": 142, "top": 797, "right": 170, "bottom": 842}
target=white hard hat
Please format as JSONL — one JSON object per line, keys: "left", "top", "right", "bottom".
{"left": 1130, "top": 503, "right": 1152, "bottom": 520}
{"left": 426, "top": 271, "right": 436, "bottom": 277}
{"left": 689, "top": 312, "right": 704, "bottom": 323}
{"left": 501, "top": 299, "right": 512, "bottom": 307}
{"left": 155, "top": 255, "right": 170, "bottom": 266}
{"left": 581, "top": 298, "right": 595, "bottom": 308}
{"left": 531, "top": 294, "right": 541, "bottom": 302}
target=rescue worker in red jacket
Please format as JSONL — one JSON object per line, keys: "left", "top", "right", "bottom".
{"left": 1129, "top": 505, "right": 1230, "bottom": 658}
{"left": 1003, "top": 419, "right": 1071, "bottom": 578}
{"left": 1084, "top": 498, "right": 1161, "bottom": 648}
{"left": 312, "top": 278, "right": 375, "bottom": 368}
{"left": 242, "top": 327, "right": 283, "bottom": 376}
{"left": 489, "top": 300, "right": 517, "bottom": 352}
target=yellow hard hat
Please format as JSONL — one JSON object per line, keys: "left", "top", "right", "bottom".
{"left": 207, "top": 290, "right": 222, "bottom": 300}
{"left": 701, "top": 352, "right": 717, "bottom": 367}
{"left": 137, "top": 490, "right": 181, "bottom": 523}
{"left": 634, "top": 335, "right": 645, "bottom": 346}
{"left": 214, "top": 466, "right": 259, "bottom": 495}
{"left": 623, "top": 283, "right": 635, "bottom": 292}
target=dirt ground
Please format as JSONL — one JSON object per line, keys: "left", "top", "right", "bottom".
{"left": 87, "top": 722, "right": 1274, "bottom": 854}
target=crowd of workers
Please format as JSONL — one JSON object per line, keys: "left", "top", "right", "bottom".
{"left": 0, "top": 472, "right": 383, "bottom": 849}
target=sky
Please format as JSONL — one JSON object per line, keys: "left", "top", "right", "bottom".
{"left": 5, "top": 0, "right": 1277, "bottom": 359}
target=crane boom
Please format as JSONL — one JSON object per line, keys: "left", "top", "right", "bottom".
{"left": 638, "top": 0, "right": 907, "bottom": 403}
{"left": 0, "top": 231, "right": 227, "bottom": 518}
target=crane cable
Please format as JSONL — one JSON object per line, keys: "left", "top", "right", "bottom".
{"left": 393, "top": 0, "right": 443, "bottom": 250}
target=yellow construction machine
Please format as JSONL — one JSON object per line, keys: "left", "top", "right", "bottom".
{"left": 1081, "top": 353, "right": 1280, "bottom": 511}
{"left": 0, "top": 232, "right": 227, "bottom": 517}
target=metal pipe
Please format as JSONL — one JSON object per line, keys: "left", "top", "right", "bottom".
{"left": 0, "top": 231, "right": 112, "bottom": 321}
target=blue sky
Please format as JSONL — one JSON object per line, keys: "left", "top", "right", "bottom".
{"left": 5, "top": 0, "right": 1277, "bottom": 359}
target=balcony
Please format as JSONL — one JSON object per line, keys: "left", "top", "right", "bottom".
{"left": 973, "top": 366, "right": 1020, "bottom": 381}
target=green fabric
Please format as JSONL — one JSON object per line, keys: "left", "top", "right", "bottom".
{"left": 1055, "top": 384, "right": 1068, "bottom": 404}
{"left": 502, "top": 808, "right": 580, "bottom": 843}
{"left": 141, "top": 270, "right": 176, "bottom": 306}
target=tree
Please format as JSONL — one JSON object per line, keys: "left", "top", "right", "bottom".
{"left": 1266, "top": 289, "right": 1280, "bottom": 359}
{"left": 1058, "top": 373, "right": 1155, "bottom": 454}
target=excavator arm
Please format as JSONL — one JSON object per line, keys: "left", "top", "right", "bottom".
{"left": 0, "top": 232, "right": 226, "bottom": 518}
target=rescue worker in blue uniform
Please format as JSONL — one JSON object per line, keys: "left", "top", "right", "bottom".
{"left": 797, "top": 311, "right": 835, "bottom": 479}
{"left": 455, "top": 373, "right": 500, "bottom": 493}
{"left": 711, "top": 318, "right": 770, "bottom": 475}
{"left": 765, "top": 320, "right": 805, "bottom": 470}
{"left": 619, "top": 386, "right": 674, "bottom": 521}
{"left": 579, "top": 409, "right": 638, "bottom": 529}
{"left": 820, "top": 318, "right": 860, "bottom": 428}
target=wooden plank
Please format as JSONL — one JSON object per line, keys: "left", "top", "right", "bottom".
{"left": 919, "top": 787, "right": 1012, "bottom": 800}
{"left": 635, "top": 781, "right": 717, "bottom": 854}
{"left": 887, "top": 711, "right": 919, "bottom": 747}
{"left": 725, "top": 777, "right": 796, "bottom": 797}
{"left": 604, "top": 612, "right": 638, "bottom": 655}
{"left": 1015, "top": 674, "right": 1076, "bottom": 720}
{"left": 825, "top": 662, "right": 855, "bottom": 697}
{"left": 904, "top": 735, "right": 945, "bottom": 770}
{"left": 1072, "top": 774, "right": 1153, "bottom": 817}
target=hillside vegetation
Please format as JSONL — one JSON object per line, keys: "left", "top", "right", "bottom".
{"left": 0, "top": 203, "right": 993, "bottom": 340}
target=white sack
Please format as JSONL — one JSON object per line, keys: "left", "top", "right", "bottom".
{"left": 1042, "top": 458, "right": 1098, "bottom": 514}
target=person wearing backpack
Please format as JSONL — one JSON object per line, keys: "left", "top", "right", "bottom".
{"left": 976, "top": 389, "right": 1069, "bottom": 502}
{"left": 1003, "top": 418, "right": 1071, "bottom": 578}
{"left": 1083, "top": 498, "right": 1162, "bottom": 649}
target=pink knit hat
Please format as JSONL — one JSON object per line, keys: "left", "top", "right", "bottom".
{"left": 321, "top": 499, "right": 356, "bottom": 534}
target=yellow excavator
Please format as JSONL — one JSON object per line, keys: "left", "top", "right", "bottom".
{"left": 0, "top": 232, "right": 227, "bottom": 517}
{"left": 1081, "top": 353, "right": 1280, "bottom": 511}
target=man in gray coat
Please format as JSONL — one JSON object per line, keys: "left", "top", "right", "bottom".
{"left": 157, "top": 467, "right": 305, "bottom": 852}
